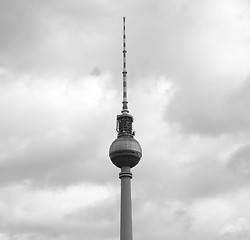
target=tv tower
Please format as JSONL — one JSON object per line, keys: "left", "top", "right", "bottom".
{"left": 109, "top": 17, "right": 142, "bottom": 240}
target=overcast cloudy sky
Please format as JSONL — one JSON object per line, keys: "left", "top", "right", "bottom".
{"left": 1, "top": 0, "right": 250, "bottom": 239}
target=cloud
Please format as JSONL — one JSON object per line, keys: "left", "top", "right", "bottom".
{"left": 0, "top": 0, "right": 116, "bottom": 76}
{"left": 133, "top": 200, "right": 194, "bottom": 240}
{"left": 220, "top": 218, "right": 250, "bottom": 240}
{"left": 2, "top": 0, "right": 249, "bottom": 79}
{"left": 0, "top": 0, "right": 250, "bottom": 239}
{"left": 0, "top": 71, "right": 117, "bottom": 186}
{"left": 227, "top": 144, "right": 250, "bottom": 177}
{"left": 0, "top": 183, "right": 117, "bottom": 240}
{"left": 165, "top": 75, "right": 250, "bottom": 136}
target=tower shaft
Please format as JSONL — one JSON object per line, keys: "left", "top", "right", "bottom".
{"left": 119, "top": 166, "right": 133, "bottom": 240}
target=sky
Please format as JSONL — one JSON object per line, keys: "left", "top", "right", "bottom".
{"left": 0, "top": 0, "right": 250, "bottom": 239}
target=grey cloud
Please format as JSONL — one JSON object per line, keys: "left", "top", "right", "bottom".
{"left": 227, "top": 144, "right": 250, "bottom": 177}
{"left": 0, "top": 73, "right": 117, "bottom": 187}
{"left": 218, "top": 218, "right": 250, "bottom": 240}
{"left": 0, "top": 0, "right": 250, "bottom": 239}
{"left": 0, "top": 195, "right": 119, "bottom": 240}
{"left": 0, "top": 0, "right": 114, "bottom": 76}
{"left": 0, "top": 0, "right": 237, "bottom": 79}
{"left": 133, "top": 199, "right": 196, "bottom": 240}
{"left": 64, "top": 200, "right": 119, "bottom": 240}
{"left": 132, "top": 143, "right": 250, "bottom": 202}
{"left": 165, "top": 76, "right": 250, "bottom": 136}
{"left": 0, "top": 121, "right": 115, "bottom": 187}
{"left": 171, "top": 157, "right": 236, "bottom": 199}
{"left": 169, "top": 144, "right": 250, "bottom": 200}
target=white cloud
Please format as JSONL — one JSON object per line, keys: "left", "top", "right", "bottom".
{"left": 220, "top": 217, "right": 250, "bottom": 239}
{"left": 0, "top": 183, "right": 118, "bottom": 239}
{"left": 0, "top": 71, "right": 117, "bottom": 186}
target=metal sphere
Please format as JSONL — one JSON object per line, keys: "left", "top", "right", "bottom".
{"left": 109, "top": 136, "right": 142, "bottom": 168}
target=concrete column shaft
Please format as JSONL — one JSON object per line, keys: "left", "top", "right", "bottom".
{"left": 119, "top": 166, "right": 133, "bottom": 240}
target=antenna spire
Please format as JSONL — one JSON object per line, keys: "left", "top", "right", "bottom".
{"left": 122, "top": 17, "right": 129, "bottom": 114}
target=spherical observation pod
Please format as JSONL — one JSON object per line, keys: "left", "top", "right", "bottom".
{"left": 109, "top": 136, "right": 142, "bottom": 168}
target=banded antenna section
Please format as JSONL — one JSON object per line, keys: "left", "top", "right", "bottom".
{"left": 122, "top": 17, "right": 129, "bottom": 113}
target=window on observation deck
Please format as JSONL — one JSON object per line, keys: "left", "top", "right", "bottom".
{"left": 117, "top": 117, "right": 133, "bottom": 134}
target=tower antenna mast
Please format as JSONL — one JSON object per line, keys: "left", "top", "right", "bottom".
{"left": 122, "top": 17, "right": 128, "bottom": 113}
